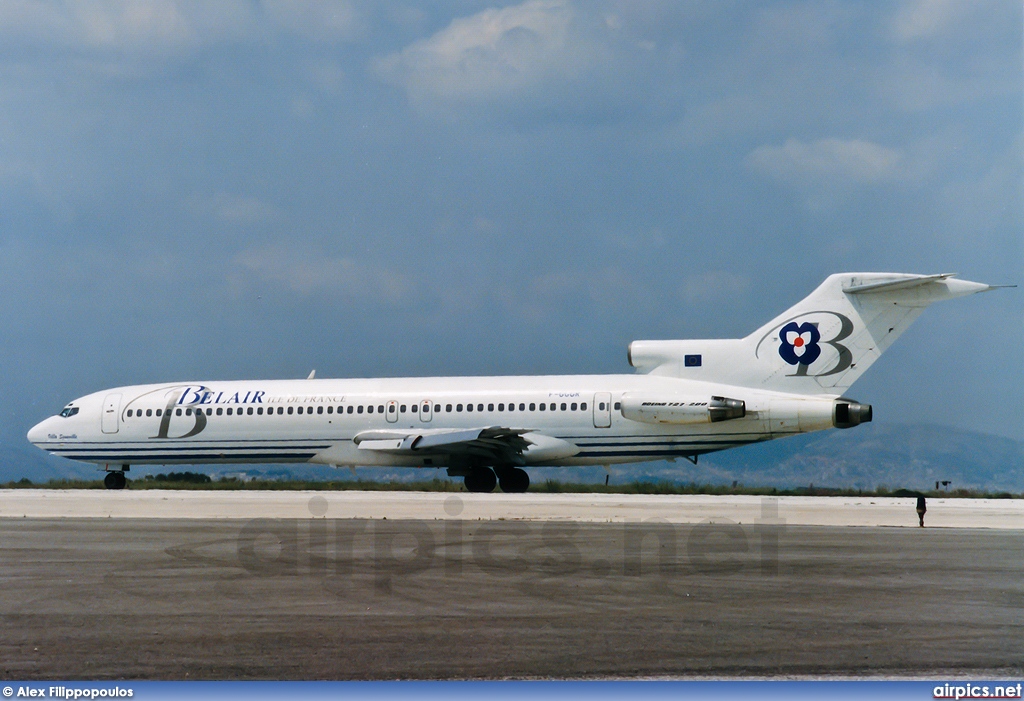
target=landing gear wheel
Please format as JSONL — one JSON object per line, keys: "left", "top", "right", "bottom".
{"left": 104, "top": 472, "right": 127, "bottom": 490}
{"left": 464, "top": 466, "right": 497, "bottom": 493}
{"left": 498, "top": 467, "right": 530, "bottom": 493}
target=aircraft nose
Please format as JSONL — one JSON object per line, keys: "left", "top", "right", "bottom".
{"left": 27, "top": 419, "right": 51, "bottom": 445}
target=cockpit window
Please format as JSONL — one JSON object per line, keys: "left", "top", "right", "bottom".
{"left": 59, "top": 407, "right": 79, "bottom": 418}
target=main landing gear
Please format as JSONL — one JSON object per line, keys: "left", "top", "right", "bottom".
{"left": 103, "top": 465, "right": 129, "bottom": 490}
{"left": 463, "top": 466, "right": 497, "bottom": 493}
{"left": 462, "top": 466, "right": 530, "bottom": 493}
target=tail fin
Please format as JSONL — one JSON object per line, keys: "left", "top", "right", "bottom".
{"left": 628, "top": 273, "right": 998, "bottom": 395}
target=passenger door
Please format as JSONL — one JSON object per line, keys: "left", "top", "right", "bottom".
{"left": 593, "top": 392, "right": 611, "bottom": 428}
{"left": 386, "top": 400, "right": 398, "bottom": 423}
{"left": 101, "top": 394, "right": 122, "bottom": 434}
{"left": 420, "top": 400, "right": 433, "bottom": 423}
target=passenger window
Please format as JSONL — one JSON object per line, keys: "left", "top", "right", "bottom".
{"left": 186, "top": 408, "right": 193, "bottom": 416}
{"left": 539, "top": 403, "right": 545, "bottom": 411}
{"left": 529, "top": 403, "right": 535, "bottom": 411}
{"left": 388, "top": 405, "right": 395, "bottom": 414}
{"left": 476, "top": 404, "right": 482, "bottom": 412}
{"left": 248, "top": 407, "right": 254, "bottom": 415}
{"left": 127, "top": 410, "right": 133, "bottom": 417}
{"left": 357, "top": 406, "right": 363, "bottom": 414}
{"left": 146, "top": 409, "right": 152, "bottom": 417}
{"left": 400, "top": 405, "right": 406, "bottom": 412}
{"left": 176, "top": 409, "right": 182, "bottom": 417}
{"left": 258, "top": 407, "right": 264, "bottom": 415}
{"left": 498, "top": 403, "right": 504, "bottom": 411}
{"left": 287, "top": 407, "right": 294, "bottom": 415}
{"left": 277, "top": 407, "right": 284, "bottom": 415}
{"left": 581, "top": 403, "right": 587, "bottom": 410}
{"left": 519, "top": 403, "right": 525, "bottom": 411}
{"left": 347, "top": 406, "right": 353, "bottom": 414}
{"left": 317, "top": 406, "right": 324, "bottom": 415}
{"left": 216, "top": 408, "right": 223, "bottom": 416}
{"left": 226, "top": 408, "right": 233, "bottom": 415}
{"left": 456, "top": 404, "right": 463, "bottom": 412}
{"left": 614, "top": 402, "right": 621, "bottom": 410}
{"left": 156, "top": 409, "right": 162, "bottom": 417}
{"left": 367, "top": 406, "right": 373, "bottom": 414}
{"left": 561, "top": 403, "right": 567, "bottom": 411}
{"left": 599, "top": 403, "right": 606, "bottom": 410}
{"left": 378, "top": 405, "right": 384, "bottom": 413}
{"left": 326, "top": 406, "right": 332, "bottom": 415}
{"left": 488, "top": 403, "right": 494, "bottom": 412}
{"left": 446, "top": 404, "right": 453, "bottom": 412}
{"left": 571, "top": 403, "right": 577, "bottom": 411}
{"left": 206, "top": 408, "right": 212, "bottom": 416}
{"left": 466, "top": 404, "right": 473, "bottom": 412}
{"left": 434, "top": 405, "right": 441, "bottom": 413}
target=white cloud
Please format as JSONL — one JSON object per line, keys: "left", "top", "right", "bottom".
{"left": 0, "top": 0, "right": 359, "bottom": 55}
{"left": 747, "top": 137, "right": 911, "bottom": 210}
{"left": 374, "top": 0, "right": 596, "bottom": 109}
{"left": 261, "top": 0, "right": 361, "bottom": 42}
{"left": 938, "top": 131, "right": 1024, "bottom": 238}
{"left": 186, "top": 193, "right": 284, "bottom": 226}
{"left": 889, "top": 0, "right": 975, "bottom": 41}
{"left": 748, "top": 138, "right": 904, "bottom": 184}
{"left": 680, "top": 271, "right": 751, "bottom": 305}
{"left": 233, "top": 247, "right": 411, "bottom": 303}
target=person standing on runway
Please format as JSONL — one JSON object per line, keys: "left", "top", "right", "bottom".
{"left": 916, "top": 495, "right": 927, "bottom": 527}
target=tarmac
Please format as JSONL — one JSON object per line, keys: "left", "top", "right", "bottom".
{"left": 1, "top": 490, "right": 1022, "bottom": 679}
{"left": 2, "top": 489, "right": 1023, "bottom": 528}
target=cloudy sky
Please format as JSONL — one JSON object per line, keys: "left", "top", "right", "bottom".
{"left": 4, "top": 0, "right": 1021, "bottom": 454}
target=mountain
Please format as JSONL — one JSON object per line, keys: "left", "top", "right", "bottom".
{"left": 3, "top": 424, "right": 1022, "bottom": 492}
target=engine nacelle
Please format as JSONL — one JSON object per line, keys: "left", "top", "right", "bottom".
{"left": 620, "top": 394, "right": 746, "bottom": 425}
{"left": 833, "top": 399, "right": 872, "bottom": 429}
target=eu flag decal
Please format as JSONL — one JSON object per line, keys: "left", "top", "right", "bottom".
{"left": 684, "top": 354, "right": 702, "bottom": 367}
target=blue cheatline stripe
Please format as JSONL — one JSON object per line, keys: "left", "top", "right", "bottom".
{"left": 576, "top": 450, "right": 737, "bottom": 458}
{"left": 35, "top": 439, "right": 339, "bottom": 446}
{"left": 48, "top": 444, "right": 332, "bottom": 453}
{"left": 561, "top": 431, "right": 768, "bottom": 440}
{"left": 50, "top": 452, "right": 319, "bottom": 462}
{"left": 571, "top": 439, "right": 762, "bottom": 448}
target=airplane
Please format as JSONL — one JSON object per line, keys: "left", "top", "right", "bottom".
{"left": 27, "top": 272, "right": 1004, "bottom": 491}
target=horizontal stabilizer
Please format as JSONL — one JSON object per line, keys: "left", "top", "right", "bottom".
{"left": 842, "top": 273, "right": 956, "bottom": 294}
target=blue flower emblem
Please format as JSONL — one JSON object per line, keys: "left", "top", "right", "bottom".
{"left": 778, "top": 321, "right": 821, "bottom": 366}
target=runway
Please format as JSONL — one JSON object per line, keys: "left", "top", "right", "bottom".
{"left": 1, "top": 492, "right": 1022, "bottom": 679}
{"left": 2, "top": 489, "right": 1023, "bottom": 528}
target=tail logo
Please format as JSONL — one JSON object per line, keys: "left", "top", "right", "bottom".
{"left": 756, "top": 311, "right": 855, "bottom": 378}
{"left": 778, "top": 322, "right": 821, "bottom": 366}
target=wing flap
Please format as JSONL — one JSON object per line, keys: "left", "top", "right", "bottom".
{"left": 352, "top": 426, "right": 576, "bottom": 465}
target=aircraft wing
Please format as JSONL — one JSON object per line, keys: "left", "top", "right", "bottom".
{"left": 352, "top": 427, "right": 579, "bottom": 465}
{"left": 353, "top": 426, "right": 533, "bottom": 465}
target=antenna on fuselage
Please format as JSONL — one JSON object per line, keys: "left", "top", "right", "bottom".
{"left": 307, "top": 370, "right": 316, "bottom": 380}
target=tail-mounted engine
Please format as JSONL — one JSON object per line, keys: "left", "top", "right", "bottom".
{"left": 833, "top": 399, "right": 872, "bottom": 429}
{"left": 620, "top": 394, "right": 746, "bottom": 425}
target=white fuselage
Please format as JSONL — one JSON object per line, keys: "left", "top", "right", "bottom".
{"left": 26, "top": 374, "right": 839, "bottom": 470}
